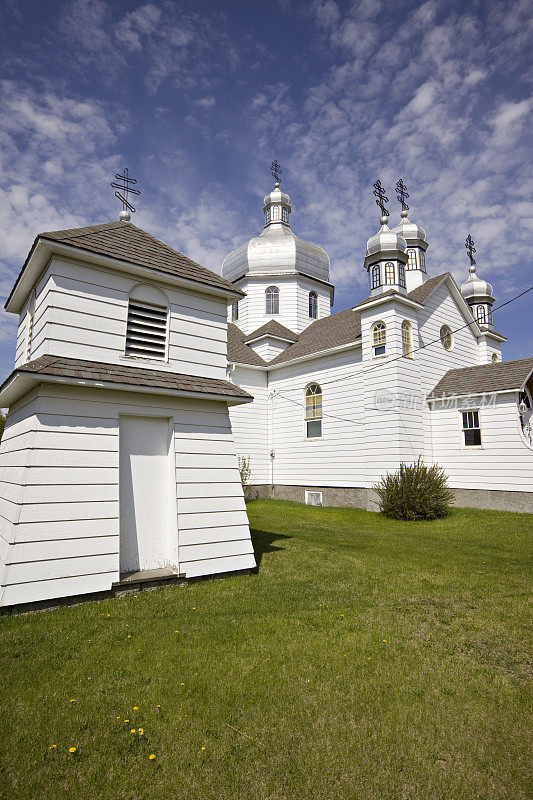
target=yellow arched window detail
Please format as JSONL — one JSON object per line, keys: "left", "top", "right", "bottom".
{"left": 372, "top": 321, "right": 386, "bottom": 356}
{"left": 305, "top": 383, "right": 322, "bottom": 438}
{"left": 401, "top": 320, "right": 413, "bottom": 358}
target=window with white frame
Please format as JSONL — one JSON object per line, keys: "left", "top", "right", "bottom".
{"left": 265, "top": 286, "right": 279, "bottom": 315}
{"left": 282, "top": 207, "right": 289, "bottom": 223}
{"left": 420, "top": 250, "right": 426, "bottom": 273}
{"left": 385, "top": 262, "right": 395, "bottom": 285}
{"left": 125, "top": 293, "right": 168, "bottom": 360}
{"left": 398, "top": 263, "right": 406, "bottom": 289}
{"left": 305, "top": 383, "right": 323, "bottom": 438}
{"left": 440, "top": 324, "right": 453, "bottom": 351}
{"left": 407, "top": 249, "right": 417, "bottom": 270}
{"left": 462, "top": 410, "right": 481, "bottom": 446}
{"left": 371, "top": 264, "right": 381, "bottom": 289}
{"left": 231, "top": 301, "right": 239, "bottom": 322}
{"left": 401, "top": 320, "right": 413, "bottom": 358}
{"left": 265, "top": 207, "right": 271, "bottom": 225}
{"left": 372, "top": 321, "right": 386, "bottom": 356}
{"left": 476, "top": 305, "right": 486, "bottom": 324}
{"left": 309, "top": 291, "right": 318, "bottom": 319}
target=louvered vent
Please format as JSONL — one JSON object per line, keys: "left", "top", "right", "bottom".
{"left": 305, "top": 490, "right": 323, "bottom": 506}
{"left": 125, "top": 300, "right": 168, "bottom": 360}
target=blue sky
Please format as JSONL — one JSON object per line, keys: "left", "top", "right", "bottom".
{"left": 0, "top": 0, "right": 531, "bottom": 378}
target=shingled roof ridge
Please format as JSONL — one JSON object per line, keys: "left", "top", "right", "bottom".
{"left": 428, "top": 355, "right": 533, "bottom": 398}
{"left": 244, "top": 320, "right": 299, "bottom": 343}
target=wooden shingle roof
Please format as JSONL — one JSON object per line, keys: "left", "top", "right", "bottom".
{"left": 244, "top": 320, "right": 298, "bottom": 343}
{"left": 0, "top": 355, "right": 252, "bottom": 401}
{"left": 6, "top": 221, "right": 241, "bottom": 310}
{"left": 428, "top": 357, "right": 533, "bottom": 398}
{"left": 227, "top": 325, "right": 268, "bottom": 366}
{"left": 268, "top": 309, "right": 362, "bottom": 366}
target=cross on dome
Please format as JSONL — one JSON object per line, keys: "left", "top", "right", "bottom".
{"left": 395, "top": 179, "right": 410, "bottom": 213}
{"left": 373, "top": 180, "right": 390, "bottom": 220}
{"left": 271, "top": 160, "right": 283, "bottom": 186}
{"left": 465, "top": 234, "right": 477, "bottom": 269}
{"left": 110, "top": 168, "right": 141, "bottom": 222}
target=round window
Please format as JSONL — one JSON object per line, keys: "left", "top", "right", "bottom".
{"left": 440, "top": 325, "right": 453, "bottom": 351}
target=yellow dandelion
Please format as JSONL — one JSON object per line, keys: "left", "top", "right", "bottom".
{"left": 201, "top": 746, "right": 206, "bottom": 751}
{"left": 106, "top": 613, "right": 110, "bottom": 617}
{"left": 133, "top": 706, "right": 139, "bottom": 710}
{"left": 174, "top": 630, "right": 179, "bottom": 633}
{"left": 127, "top": 634, "right": 131, "bottom": 638}
{"left": 180, "top": 682, "right": 184, "bottom": 686}
{"left": 130, "top": 729, "right": 136, "bottom": 734}
{"left": 382, "top": 639, "right": 387, "bottom": 643}
{"left": 192, "top": 607, "right": 196, "bottom": 610}
{"left": 149, "top": 754, "right": 156, "bottom": 760}
{"left": 368, "top": 656, "right": 371, "bottom": 660}
{"left": 138, "top": 728, "right": 144, "bottom": 736}
{"left": 69, "top": 747, "right": 77, "bottom": 753}
{"left": 156, "top": 705, "right": 161, "bottom": 708}
{"left": 341, "top": 614, "right": 344, "bottom": 618}
{"left": 124, "top": 719, "right": 129, "bottom": 723}
{"left": 49, "top": 744, "right": 57, "bottom": 749}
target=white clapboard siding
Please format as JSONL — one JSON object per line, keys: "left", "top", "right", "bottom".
{"left": 0, "top": 379, "right": 253, "bottom": 605}
{"left": 2, "top": 572, "right": 118, "bottom": 607}
{"left": 9, "top": 536, "right": 118, "bottom": 564}
{"left": 179, "top": 538, "right": 254, "bottom": 564}
{"left": 180, "top": 553, "right": 256, "bottom": 579}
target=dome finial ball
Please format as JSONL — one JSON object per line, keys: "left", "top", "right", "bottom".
{"left": 380, "top": 215, "right": 389, "bottom": 226}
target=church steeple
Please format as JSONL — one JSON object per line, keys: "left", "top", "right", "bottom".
{"left": 392, "top": 179, "right": 429, "bottom": 292}
{"left": 460, "top": 234, "right": 495, "bottom": 330}
{"left": 262, "top": 160, "right": 291, "bottom": 229}
{"left": 364, "top": 181, "right": 408, "bottom": 296}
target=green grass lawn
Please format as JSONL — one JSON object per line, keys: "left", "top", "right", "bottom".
{"left": 1, "top": 501, "right": 532, "bottom": 800}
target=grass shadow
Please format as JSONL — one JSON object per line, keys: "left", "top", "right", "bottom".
{"left": 250, "top": 528, "right": 292, "bottom": 571}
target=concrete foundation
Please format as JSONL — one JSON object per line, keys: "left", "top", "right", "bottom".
{"left": 244, "top": 484, "right": 533, "bottom": 514}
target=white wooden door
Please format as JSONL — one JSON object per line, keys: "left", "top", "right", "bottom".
{"left": 119, "top": 415, "right": 171, "bottom": 574}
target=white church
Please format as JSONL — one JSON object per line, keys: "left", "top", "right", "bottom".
{"left": 0, "top": 175, "right": 531, "bottom": 609}
{"left": 224, "top": 180, "right": 533, "bottom": 512}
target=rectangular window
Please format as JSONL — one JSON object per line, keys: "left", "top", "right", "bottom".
{"left": 305, "top": 490, "right": 323, "bottom": 506}
{"left": 306, "top": 419, "right": 322, "bottom": 438}
{"left": 231, "top": 301, "right": 239, "bottom": 321}
{"left": 125, "top": 300, "right": 168, "bottom": 360}
{"left": 371, "top": 265, "right": 381, "bottom": 289}
{"left": 462, "top": 410, "right": 481, "bottom": 446}
{"left": 420, "top": 250, "right": 426, "bottom": 273}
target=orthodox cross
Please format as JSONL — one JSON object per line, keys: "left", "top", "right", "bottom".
{"left": 465, "top": 234, "right": 476, "bottom": 266}
{"left": 271, "top": 160, "right": 283, "bottom": 184}
{"left": 110, "top": 168, "right": 141, "bottom": 214}
{"left": 373, "top": 180, "right": 389, "bottom": 217}
{"left": 395, "top": 178, "right": 409, "bottom": 212}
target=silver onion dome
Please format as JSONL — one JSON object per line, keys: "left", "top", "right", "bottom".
{"left": 222, "top": 184, "right": 330, "bottom": 283}
{"left": 460, "top": 264, "right": 494, "bottom": 303}
{"left": 364, "top": 215, "right": 407, "bottom": 269}
{"left": 392, "top": 209, "right": 428, "bottom": 249}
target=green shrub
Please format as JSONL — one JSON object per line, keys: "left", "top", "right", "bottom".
{"left": 374, "top": 457, "right": 453, "bottom": 520}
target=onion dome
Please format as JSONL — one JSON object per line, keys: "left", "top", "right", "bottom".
{"left": 392, "top": 209, "right": 428, "bottom": 250}
{"left": 364, "top": 215, "right": 407, "bottom": 270}
{"left": 460, "top": 264, "right": 494, "bottom": 304}
{"left": 222, "top": 183, "right": 330, "bottom": 283}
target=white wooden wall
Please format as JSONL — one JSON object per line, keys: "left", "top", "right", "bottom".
{"left": 249, "top": 338, "right": 289, "bottom": 363}
{"left": 267, "top": 348, "right": 366, "bottom": 488}
{"left": 228, "top": 367, "right": 269, "bottom": 485}
{"left": 430, "top": 393, "right": 533, "bottom": 491}
{"left": 15, "top": 257, "right": 229, "bottom": 380}
{"left": 231, "top": 275, "right": 330, "bottom": 335}
{"left": 0, "top": 384, "right": 254, "bottom": 606}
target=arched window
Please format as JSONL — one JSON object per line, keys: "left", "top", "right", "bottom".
{"left": 398, "top": 263, "right": 406, "bottom": 289}
{"left": 440, "top": 324, "right": 453, "bottom": 351}
{"left": 407, "top": 249, "right": 417, "bottom": 270}
{"left": 372, "top": 321, "right": 386, "bottom": 356}
{"left": 402, "top": 320, "right": 413, "bottom": 358}
{"left": 371, "top": 264, "right": 381, "bottom": 289}
{"left": 271, "top": 206, "right": 280, "bottom": 221}
{"left": 305, "top": 383, "right": 323, "bottom": 438}
{"left": 282, "top": 207, "right": 289, "bottom": 223}
{"left": 420, "top": 250, "right": 426, "bottom": 273}
{"left": 125, "top": 284, "right": 169, "bottom": 360}
{"left": 231, "top": 301, "right": 239, "bottom": 322}
{"left": 265, "top": 207, "right": 271, "bottom": 225}
{"left": 309, "top": 291, "right": 318, "bottom": 319}
{"left": 385, "top": 262, "right": 395, "bottom": 285}
{"left": 491, "top": 352, "right": 499, "bottom": 363}
{"left": 265, "top": 286, "right": 279, "bottom": 315}
{"left": 476, "top": 305, "right": 486, "bottom": 324}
